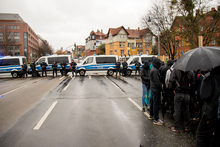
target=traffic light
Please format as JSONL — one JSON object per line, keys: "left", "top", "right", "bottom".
{"left": 74, "top": 42, "right": 76, "bottom": 47}
{"left": 94, "top": 41, "right": 96, "bottom": 45}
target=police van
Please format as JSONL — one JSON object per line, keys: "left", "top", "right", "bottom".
{"left": 0, "top": 56, "right": 28, "bottom": 78}
{"left": 35, "top": 55, "right": 72, "bottom": 73}
{"left": 126, "top": 55, "right": 157, "bottom": 76}
{"left": 76, "top": 55, "right": 118, "bottom": 76}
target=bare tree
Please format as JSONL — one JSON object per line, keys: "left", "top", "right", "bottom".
{"left": 38, "top": 41, "right": 54, "bottom": 56}
{"left": 0, "top": 28, "right": 16, "bottom": 56}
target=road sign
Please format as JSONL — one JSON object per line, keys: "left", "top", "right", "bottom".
{"left": 115, "top": 50, "right": 117, "bottom": 52}
{"left": 130, "top": 47, "right": 137, "bottom": 55}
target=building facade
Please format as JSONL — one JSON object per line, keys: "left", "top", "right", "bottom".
{"left": 0, "top": 13, "right": 39, "bottom": 61}
{"left": 85, "top": 29, "right": 106, "bottom": 56}
{"left": 105, "top": 26, "right": 154, "bottom": 57}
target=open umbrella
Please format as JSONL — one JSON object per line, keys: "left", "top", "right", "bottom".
{"left": 173, "top": 46, "right": 220, "bottom": 71}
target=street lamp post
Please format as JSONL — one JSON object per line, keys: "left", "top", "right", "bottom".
{"left": 148, "top": 6, "right": 160, "bottom": 56}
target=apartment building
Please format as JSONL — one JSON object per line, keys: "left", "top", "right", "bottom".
{"left": 0, "top": 13, "right": 39, "bottom": 61}
{"left": 85, "top": 29, "right": 106, "bottom": 56}
{"left": 105, "top": 26, "right": 154, "bottom": 56}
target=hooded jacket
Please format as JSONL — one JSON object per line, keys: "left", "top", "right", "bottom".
{"left": 150, "top": 58, "right": 162, "bottom": 92}
{"left": 160, "top": 60, "right": 173, "bottom": 85}
{"left": 201, "top": 65, "right": 220, "bottom": 120}
{"left": 141, "top": 61, "right": 150, "bottom": 87}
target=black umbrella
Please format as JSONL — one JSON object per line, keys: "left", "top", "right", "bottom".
{"left": 173, "top": 46, "right": 220, "bottom": 71}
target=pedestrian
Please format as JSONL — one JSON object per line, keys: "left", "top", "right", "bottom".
{"left": 22, "top": 62, "right": 28, "bottom": 78}
{"left": 30, "top": 60, "right": 37, "bottom": 77}
{"left": 71, "top": 59, "right": 77, "bottom": 77}
{"left": 115, "top": 60, "right": 121, "bottom": 79}
{"left": 169, "top": 69, "right": 195, "bottom": 132}
{"left": 52, "top": 61, "right": 57, "bottom": 78}
{"left": 122, "top": 61, "right": 128, "bottom": 76}
{"left": 40, "top": 60, "right": 47, "bottom": 77}
{"left": 61, "top": 60, "right": 67, "bottom": 76}
{"left": 149, "top": 58, "right": 164, "bottom": 125}
{"left": 141, "top": 61, "right": 151, "bottom": 112}
{"left": 135, "top": 60, "right": 141, "bottom": 75}
{"left": 196, "top": 65, "right": 220, "bottom": 147}
{"left": 161, "top": 60, "right": 174, "bottom": 114}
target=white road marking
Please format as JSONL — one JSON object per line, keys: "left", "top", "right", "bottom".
{"left": 63, "top": 83, "right": 70, "bottom": 91}
{"left": 72, "top": 77, "right": 75, "bottom": 80}
{"left": 59, "top": 76, "right": 65, "bottom": 80}
{"left": 34, "top": 101, "right": 58, "bottom": 130}
{"left": 104, "top": 76, "right": 119, "bottom": 89}
{"left": 89, "top": 75, "right": 92, "bottom": 79}
{"left": 128, "top": 98, "right": 150, "bottom": 118}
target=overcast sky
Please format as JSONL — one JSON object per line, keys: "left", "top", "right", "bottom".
{"left": 0, "top": 0, "right": 219, "bottom": 52}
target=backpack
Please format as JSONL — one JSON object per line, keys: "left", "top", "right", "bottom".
{"left": 165, "top": 67, "right": 173, "bottom": 88}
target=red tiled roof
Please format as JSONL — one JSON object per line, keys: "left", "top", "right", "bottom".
{"left": 105, "top": 26, "right": 129, "bottom": 38}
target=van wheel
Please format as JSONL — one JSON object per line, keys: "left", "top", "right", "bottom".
{"left": 107, "top": 69, "right": 114, "bottom": 76}
{"left": 11, "top": 72, "right": 18, "bottom": 78}
{"left": 79, "top": 70, "right": 85, "bottom": 76}
{"left": 127, "top": 70, "right": 131, "bottom": 76}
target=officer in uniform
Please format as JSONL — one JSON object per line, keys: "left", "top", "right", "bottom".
{"left": 135, "top": 60, "right": 141, "bottom": 75}
{"left": 71, "top": 59, "right": 77, "bottom": 77}
{"left": 115, "top": 60, "right": 121, "bottom": 79}
{"left": 40, "top": 60, "right": 47, "bottom": 77}
{"left": 122, "top": 60, "right": 128, "bottom": 76}
{"left": 22, "top": 62, "right": 28, "bottom": 78}
{"left": 52, "top": 61, "right": 57, "bottom": 78}
{"left": 30, "top": 60, "right": 37, "bottom": 77}
{"left": 60, "top": 60, "right": 67, "bottom": 76}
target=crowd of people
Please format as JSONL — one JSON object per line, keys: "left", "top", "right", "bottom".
{"left": 21, "top": 59, "right": 78, "bottom": 78}
{"left": 140, "top": 57, "right": 220, "bottom": 147}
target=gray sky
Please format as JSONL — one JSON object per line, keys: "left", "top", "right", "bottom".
{"left": 0, "top": 0, "right": 219, "bottom": 52}
{"left": 0, "top": 0, "right": 154, "bottom": 51}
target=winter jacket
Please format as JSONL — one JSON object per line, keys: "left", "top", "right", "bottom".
{"left": 30, "top": 63, "right": 36, "bottom": 70}
{"left": 61, "top": 62, "right": 67, "bottom": 69}
{"left": 40, "top": 62, "right": 47, "bottom": 69}
{"left": 170, "top": 69, "right": 195, "bottom": 93}
{"left": 115, "top": 62, "right": 121, "bottom": 69}
{"left": 135, "top": 62, "right": 141, "bottom": 69}
{"left": 122, "top": 62, "right": 128, "bottom": 69}
{"left": 201, "top": 65, "right": 220, "bottom": 120}
{"left": 71, "top": 62, "right": 77, "bottom": 69}
{"left": 160, "top": 60, "right": 173, "bottom": 85}
{"left": 22, "top": 64, "right": 27, "bottom": 71}
{"left": 150, "top": 58, "right": 162, "bottom": 92}
{"left": 52, "top": 63, "right": 57, "bottom": 70}
{"left": 141, "top": 61, "right": 150, "bottom": 88}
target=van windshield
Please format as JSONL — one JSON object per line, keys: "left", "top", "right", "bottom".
{"left": 83, "top": 57, "right": 93, "bottom": 64}
{"left": 130, "top": 57, "right": 139, "bottom": 65}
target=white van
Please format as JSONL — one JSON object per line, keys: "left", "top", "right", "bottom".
{"left": 76, "top": 55, "right": 119, "bottom": 76}
{"left": 0, "top": 56, "right": 27, "bottom": 78}
{"left": 126, "top": 55, "right": 158, "bottom": 75}
{"left": 35, "top": 55, "right": 72, "bottom": 72}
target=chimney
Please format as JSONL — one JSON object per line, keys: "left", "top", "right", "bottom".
{"left": 138, "top": 27, "right": 140, "bottom": 32}
{"left": 128, "top": 27, "right": 130, "bottom": 30}
{"left": 101, "top": 29, "right": 103, "bottom": 33}
{"left": 97, "top": 29, "right": 100, "bottom": 32}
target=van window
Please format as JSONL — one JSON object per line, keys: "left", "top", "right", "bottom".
{"left": 83, "top": 57, "right": 93, "bottom": 64}
{"left": 96, "top": 57, "right": 116, "bottom": 64}
{"left": 0, "top": 59, "right": 20, "bottom": 66}
{"left": 130, "top": 57, "right": 139, "bottom": 65}
{"left": 36, "top": 58, "right": 45, "bottom": 65}
{"left": 48, "top": 57, "right": 68, "bottom": 64}
{"left": 141, "top": 57, "right": 153, "bottom": 64}
{"left": 22, "top": 58, "right": 27, "bottom": 64}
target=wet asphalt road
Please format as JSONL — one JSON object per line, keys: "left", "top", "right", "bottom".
{"left": 0, "top": 72, "right": 197, "bottom": 147}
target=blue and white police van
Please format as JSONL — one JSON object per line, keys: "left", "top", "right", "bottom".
{"left": 126, "top": 55, "right": 157, "bottom": 76}
{"left": 76, "top": 55, "right": 118, "bottom": 76}
{"left": 0, "top": 56, "right": 28, "bottom": 78}
{"left": 35, "top": 54, "right": 72, "bottom": 73}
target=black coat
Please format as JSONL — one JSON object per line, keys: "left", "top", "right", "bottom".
{"left": 115, "top": 62, "right": 121, "bottom": 69}
{"left": 150, "top": 58, "right": 162, "bottom": 92}
{"left": 52, "top": 63, "right": 57, "bottom": 70}
{"left": 135, "top": 62, "right": 141, "bottom": 69}
{"left": 22, "top": 64, "right": 27, "bottom": 71}
{"left": 61, "top": 62, "right": 67, "bottom": 69}
{"left": 40, "top": 62, "right": 47, "bottom": 69}
{"left": 141, "top": 65, "right": 150, "bottom": 88}
{"left": 122, "top": 62, "right": 128, "bottom": 69}
{"left": 71, "top": 62, "right": 77, "bottom": 68}
{"left": 201, "top": 66, "right": 220, "bottom": 120}
{"left": 30, "top": 63, "right": 36, "bottom": 70}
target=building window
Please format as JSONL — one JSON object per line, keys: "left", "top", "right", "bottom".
{"left": 145, "top": 43, "right": 147, "bottom": 48}
{"left": 140, "top": 43, "right": 143, "bottom": 47}
{"left": 121, "top": 50, "right": 124, "bottom": 55}
{"left": 92, "top": 35, "right": 95, "bottom": 39}
{"left": 7, "top": 26, "right": 10, "bottom": 29}
{"left": 14, "top": 32, "right": 20, "bottom": 42}
{"left": 110, "top": 50, "right": 113, "bottom": 55}
{"left": 148, "top": 44, "right": 150, "bottom": 48}
{"left": 128, "top": 43, "right": 130, "bottom": 47}
{"left": 136, "top": 43, "right": 139, "bottom": 48}
{"left": 212, "top": 37, "right": 216, "bottom": 45}
{"left": 17, "top": 26, "right": 20, "bottom": 29}
{"left": 100, "top": 36, "right": 102, "bottom": 39}
{"left": 0, "top": 32, "right": 3, "bottom": 42}
{"left": 148, "top": 36, "right": 151, "bottom": 41}
{"left": 123, "top": 42, "right": 125, "bottom": 47}
{"left": 212, "top": 25, "right": 216, "bottom": 32}
{"left": 119, "top": 42, "right": 122, "bottom": 47}
{"left": 14, "top": 26, "right": 16, "bottom": 29}
{"left": 140, "top": 50, "right": 143, "bottom": 54}
{"left": 0, "top": 25, "right": 2, "bottom": 29}
{"left": 10, "top": 26, "right": 13, "bottom": 29}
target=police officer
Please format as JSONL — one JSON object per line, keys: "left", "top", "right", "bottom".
{"left": 122, "top": 60, "right": 128, "bottom": 76}
{"left": 135, "top": 60, "right": 141, "bottom": 75}
{"left": 60, "top": 60, "right": 67, "bottom": 76}
{"left": 52, "top": 61, "right": 57, "bottom": 78}
{"left": 30, "top": 60, "right": 37, "bottom": 77}
{"left": 40, "top": 60, "right": 47, "bottom": 77}
{"left": 71, "top": 59, "right": 77, "bottom": 77}
{"left": 22, "top": 62, "right": 28, "bottom": 78}
{"left": 115, "top": 60, "right": 121, "bottom": 79}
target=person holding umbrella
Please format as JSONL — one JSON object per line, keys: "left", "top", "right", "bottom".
{"left": 196, "top": 65, "right": 220, "bottom": 147}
